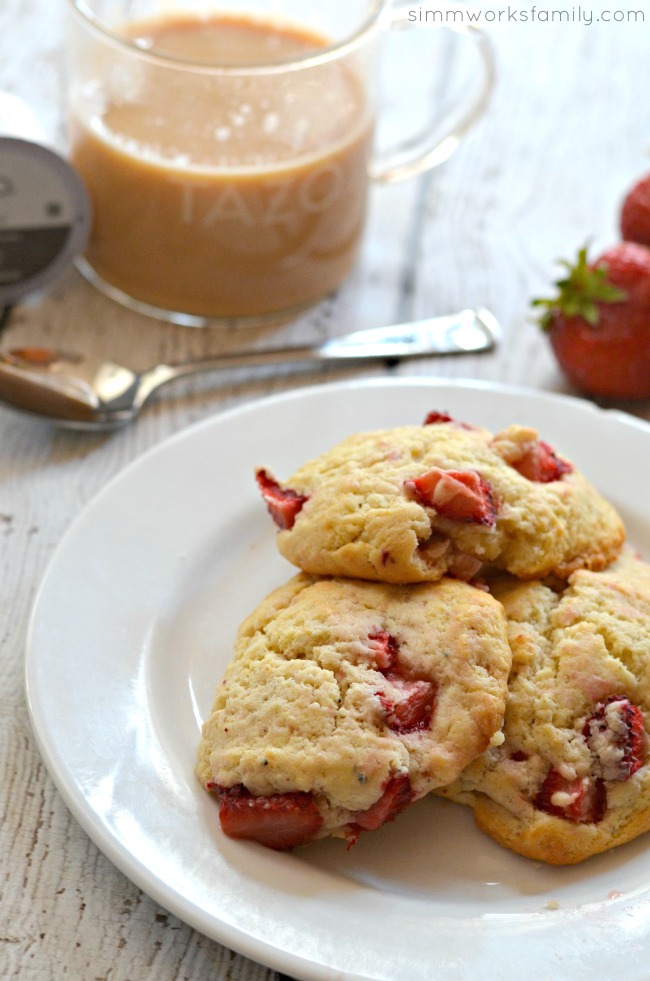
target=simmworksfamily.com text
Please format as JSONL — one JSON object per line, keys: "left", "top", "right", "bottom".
{"left": 408, "top": 6, "right": 645, "bottom": 24}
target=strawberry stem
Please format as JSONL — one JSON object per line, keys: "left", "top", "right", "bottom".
{"left": 532, "top": 245, "right": 627, "bottom": 331}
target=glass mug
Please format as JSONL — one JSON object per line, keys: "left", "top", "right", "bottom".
{"left": 66, "top": 0, "right": 495, "bottom": 326}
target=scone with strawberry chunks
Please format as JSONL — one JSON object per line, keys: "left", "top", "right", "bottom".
{"left": 196, "top": 573, "right": 511, "bottom": 850}
{"left": 436, "top": 550, "right": 650, "bottom": 865}
{"left": 255, "top": 413, "right": 624, "bottom": 585}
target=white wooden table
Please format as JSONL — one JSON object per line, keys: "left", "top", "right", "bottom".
{"left": 2, "top": 2, "right": 650, "bottom": 979}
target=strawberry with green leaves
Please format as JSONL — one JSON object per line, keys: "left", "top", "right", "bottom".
{"left": 533, "top": 242, "right": 650, "bottom": 400}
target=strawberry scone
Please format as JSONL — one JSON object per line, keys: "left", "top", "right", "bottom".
{"left": 436, "top": 550, "right": 650, "bottom": 864}
{"left": 255, "top": 414, "right": 624, "bottom": 585}
{"left": 196, "top": 573, "right": 511, "bottom": 849}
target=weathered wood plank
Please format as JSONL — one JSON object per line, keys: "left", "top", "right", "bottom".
{"left": 2, "top": 3, "right": 650, "bottom": 979}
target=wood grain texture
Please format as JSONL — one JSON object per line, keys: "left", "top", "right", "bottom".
{"left": 2, "top": 2, "right": 650, "bottom": 979}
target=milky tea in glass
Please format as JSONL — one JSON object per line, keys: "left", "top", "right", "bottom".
{"left": 66, "top": 1, "right": 494, "bottom": 325}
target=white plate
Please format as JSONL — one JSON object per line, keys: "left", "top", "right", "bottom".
{"left": 25, "top": 378, "right": 650, "bottom": 981}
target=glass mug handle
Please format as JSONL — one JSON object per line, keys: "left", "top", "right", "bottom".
{"left": 369, "top": 1, "right": 496, "bottom": 183}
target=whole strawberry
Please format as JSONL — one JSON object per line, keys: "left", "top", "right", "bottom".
{"left": 621, "top": 172, "right": 650, "bottom": 247}
{"left": 533, "top": 243, "right": 650, "bottom": 400}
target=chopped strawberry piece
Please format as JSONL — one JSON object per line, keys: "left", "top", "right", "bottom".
{"left": 507, "top": 439, "right": 573, "bottom": 483}
{"left": 368, "top": 630, "right": 436, "bottom": 733}
{"left": 378, "top": 675, "right": 436, "bottom": 733}
{"left": 367, "top": 629, "right": 400, "bottom": 672}
{"left": 446, "top": 551, "right": 484, "bottom": 581}
{"left": 584, "top": 695, "right": 645, "bottom": 781}
{"left": 404, "top": 467, "right": 497, "bottom": 527}
{"left": 214, "top": 784, "right": 323, "bottom": 850}
{"left": 423, "top": 410, "right": 455, "bottom": 425}
{"left": 533, "top": 769, "right": 606, "bottom": 824}
{"left": 422, "top": 411, "right": 474, "bottom": 429}
{"left": 349, "top": 775, "right": 414, "bottom": 831}
{"left": 255, "top": 468, "right": 308, "bottom": 530}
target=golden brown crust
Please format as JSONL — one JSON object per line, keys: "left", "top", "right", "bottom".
{"left": 472, "top": 793, "right": 650, "bottom": 865}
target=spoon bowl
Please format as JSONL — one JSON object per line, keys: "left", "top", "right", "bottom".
{"left": 0, "top": 308, "right": 500, "bottom": 430}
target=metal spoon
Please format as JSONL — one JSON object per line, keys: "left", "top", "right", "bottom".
{"left": 0, "top": 307, "right": 499, "bottom": 430}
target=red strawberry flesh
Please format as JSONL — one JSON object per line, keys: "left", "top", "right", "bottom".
{"left": 584, "top": 695, "right": 645, "bottom": 781}
{"left": 255, "top": 468, "right": 308, "bottom": 530}
{"left": 214, "top": 784, "right": 323, "bottom": 850}
{"left": 367, "top": 629, "right": 400, "bottom": 673}
{"left": 423, "top": 411, "right": 474, "bottom": 429}
{"left": 367, "top": 630, "right": 437, "bottom": 733}
{"left": 349, "top": 775, "right": 414, "bottom": 832}
{"left": 404, "top": 467, "right": 497, "bottom": 526}
{"left": 508, "top": 439, "right": 572, "bottom": 483}
{"left": 621, "top": 173, "right": 650, "bottom": 248}
{"left": 597, "top": 242, "right": 650, "bottom": 307}
{"left": 533, "top": 769, "right": 606, "bottom": 824}
{"left": 378, "top": 675, "right": 436, "bottom": 733}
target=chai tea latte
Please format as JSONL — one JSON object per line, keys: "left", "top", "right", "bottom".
{"left": 69, "top": 14, "right": 374, "bottom": 319}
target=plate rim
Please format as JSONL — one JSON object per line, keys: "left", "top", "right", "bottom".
{"left": 24, "top": 376, "right": 650, "bottom": 981}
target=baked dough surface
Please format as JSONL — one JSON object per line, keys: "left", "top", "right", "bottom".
{"left": 437, "top": 550, "right": 650, "bottom": 864}
{"left": 197, "top": 573, "right": 512, "bottom": 840}
{"left": 260, "top": 421, "right": 624, "bottom": 584}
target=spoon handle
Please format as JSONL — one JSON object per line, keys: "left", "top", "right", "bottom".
{"left": 142, "top": 308, "right": 499, "bottom": 395}
{"left": 0, "top": 309, "right": 500, "bottom": 429}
